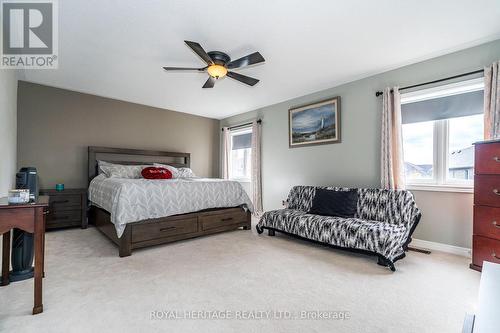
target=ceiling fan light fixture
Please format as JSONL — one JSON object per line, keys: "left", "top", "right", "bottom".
{"left": 207, "top": 64, "right": 227, "bottom": 79}
{"left": 163, "top": 41, "right": 265, "bottom": 88}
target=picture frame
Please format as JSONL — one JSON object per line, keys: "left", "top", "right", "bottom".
{"left": 288, "top": 97, "right": 341, "bottom": 148}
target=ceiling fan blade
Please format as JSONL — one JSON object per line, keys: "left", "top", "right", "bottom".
{"left": 227, "top": 71, "right": 259, "bottom": 86}
{"left": 202, "top": 76, "right": 216, "bottom": 88}
{"left": 184, "top": 40, "right": 213, "bottom": 66}
{"left": 163, "top": 66, "right": 206, "bottom": 71}
{"left": 227, "top": 52, "right": 265, "bottom": 69}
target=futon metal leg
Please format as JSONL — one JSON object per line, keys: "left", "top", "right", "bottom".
{"left": 377, "top": 256, "right": 396, "bottom": 272}
{"left": 268, "top": 229, "right": 275, "bottom": 236}
{"left": 408, "top": 247, "right": 431, "bottom": 255}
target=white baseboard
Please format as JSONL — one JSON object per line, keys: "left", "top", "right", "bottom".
{"left": 411, "top": 238, "right": 471, "bottom": 258}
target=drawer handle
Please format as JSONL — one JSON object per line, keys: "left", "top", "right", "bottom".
{"left": 160, "top": 226, "right": 176, "bottom": 232}
{"left": 492, "top": 252, "right": 500, "bottom": 260}
{"left": 493, "top": 221, "right": 500, "bottom": 228}
{"left": 53, "top": 200, "right": 69, "bottom": 204}
{"left": 494, "top": 189, "right": 500, "bottom": 196}
{"left": 221, "top": 217, "right": 233, "bottom": 222}
{"left": 494, "top": 156, "right": 500, "bottom": 163}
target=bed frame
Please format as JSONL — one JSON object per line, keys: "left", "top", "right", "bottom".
{"left": 87, "top": 146, "right": 251, "bottom": 257}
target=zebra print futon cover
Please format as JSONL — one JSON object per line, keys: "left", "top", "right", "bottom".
{"left": 257, "top": 186, "right": 421, "bottom": 263}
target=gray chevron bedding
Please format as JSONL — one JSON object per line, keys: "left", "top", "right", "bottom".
{"left": 89, "top": 174, "right": 253, "bottom": 237}
{"left": 257, "top": 186, "right": 421, "bottom": 266}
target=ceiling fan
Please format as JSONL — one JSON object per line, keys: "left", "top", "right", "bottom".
{"left": 163, "top": 40, "right": 265, "bottom": 88}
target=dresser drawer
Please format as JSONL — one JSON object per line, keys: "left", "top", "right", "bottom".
{"left": 475, "top": 143, "right": 500, "bottom": 175}
{"left": 472, "top": 235, "right": 500, "bottom": 268}
{"left": 48, "top": 194, "right": 82, "bottom": 211}
{"left": 132, "top": 217, "right": 198, "bottom": 243}
{"left": 474, "top": 175, "right": 500, "bottom": 207}
{"left": 200, "top": 209, "right": 248, "bottom": 231}
{"left": 46, "top": 209, "right": 82, "bottom": 228}
{"left": 474, "top": 206, "right": 500, "bottom": 240}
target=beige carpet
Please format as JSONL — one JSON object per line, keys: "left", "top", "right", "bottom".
{"left": 0, "top": 223, "right": 480, "bottom": 333}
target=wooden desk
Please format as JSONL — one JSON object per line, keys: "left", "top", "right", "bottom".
{"left": 0, "top": 196, "right": 49, "bottom": 315}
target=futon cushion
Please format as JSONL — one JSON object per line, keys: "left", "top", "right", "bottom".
{"left": 258, "top": 208, "right": 409, "bottom": 262}
{"left": 141, "top": 167, "right": 173, "bottom": 179}
{"left": 308, "top": 188, "right": 358, "bottom": 218}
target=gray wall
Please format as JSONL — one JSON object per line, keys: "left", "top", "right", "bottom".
{"left": 221, "top": 39, "right": 500, "bottom": 249}
{"left": 17, "top": 81, "right": 220, "bottom": 189}
{"left": 0, "top": 71, "right": 18, "bottom": 196}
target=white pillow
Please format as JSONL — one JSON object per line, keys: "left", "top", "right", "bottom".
{"left": 98, "top": 160, "right": 148, "bottom": 179}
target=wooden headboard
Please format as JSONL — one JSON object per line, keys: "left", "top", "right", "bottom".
{"left": 88, "top": 146, "right": 191, "bottom": 184}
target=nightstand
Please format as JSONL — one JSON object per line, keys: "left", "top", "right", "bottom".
{"left": 39, "top": 189, "right": 87, "bottom": 229}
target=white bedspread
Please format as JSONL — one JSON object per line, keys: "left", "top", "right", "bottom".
{"left": 88, "top": 174, "right": 254, "bottom": 237}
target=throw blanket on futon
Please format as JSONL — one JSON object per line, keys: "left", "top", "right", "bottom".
{"left": 257, "top": 186, "right": 421, "bottom": 263}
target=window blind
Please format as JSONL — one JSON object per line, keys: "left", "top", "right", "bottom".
{"left": 401, "top": 90, "right": 484, "bottom": 124}
{"left": 232, "top": 132, "right": 252, "bottom": 150}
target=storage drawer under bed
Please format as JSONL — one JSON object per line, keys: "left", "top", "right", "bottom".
{"left": 132, "top": 217, "right": 199, "bottom": 243}
{"left": 200, "top": 209, "right": 249, "bottom": 231}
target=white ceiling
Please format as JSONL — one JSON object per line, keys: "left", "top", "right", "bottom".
{"left": 22, "top": 0, "right": 500, "bottom": 119}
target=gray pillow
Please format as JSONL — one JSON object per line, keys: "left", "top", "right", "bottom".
{"left": 98, "top": 160, "right": 148, "bottom": 179}
{"left": 177, "top": 167, "right": 196, "bottom": 178}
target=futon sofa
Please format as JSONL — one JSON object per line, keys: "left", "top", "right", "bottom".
{"left": 256, "top": 186, "right": 421, "bottom": 271}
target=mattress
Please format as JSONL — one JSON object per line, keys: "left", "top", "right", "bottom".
{"left": 88, "top": 174, "right": 254, "bottom": 237}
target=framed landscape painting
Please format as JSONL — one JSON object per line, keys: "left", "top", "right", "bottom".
{"left": 288, "top": 97, "right": 341, "bottom": 148}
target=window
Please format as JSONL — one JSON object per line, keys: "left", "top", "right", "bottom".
{"left": 401, "top": 78, "right": 484, "bottom": 190}
{"left": 229, "top": 128, "right": 252, "bottom": 181}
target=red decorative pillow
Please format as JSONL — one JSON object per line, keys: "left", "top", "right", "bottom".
{"left": 141, "top": 167, "right": 173, "bottom": 179}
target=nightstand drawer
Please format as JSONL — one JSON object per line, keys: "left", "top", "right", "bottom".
{"left": 46, "top": 209, "right": 82, "bottom": 228}
{"left": 40, "top": 188, "right": 88, "bottom": 229}
{"left": 48, "top": 194, "right": 82, "bottom": 211}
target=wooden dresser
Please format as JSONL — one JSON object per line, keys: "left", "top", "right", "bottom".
{"left": 39, "top": 189, "right": 87, "bottom": 230}
{"left": 471, "top": 139, "right": 500, "bottom": 271}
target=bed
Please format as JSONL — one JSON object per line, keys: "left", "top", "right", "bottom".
{"left": 87, "top": 146, "right": 253, "bottom": 257}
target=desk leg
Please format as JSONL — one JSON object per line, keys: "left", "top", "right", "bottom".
{"left": 33, "top": 207, "right": 44, "bottom": 315}
{"left": 42, "top": 223, "right": 45, "bottom": 278}
{"left": 1, "top": 231, "right": 10, "bottom": 286}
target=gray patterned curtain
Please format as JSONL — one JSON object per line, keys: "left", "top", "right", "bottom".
{"left": 484, "top": 60, "right": 500, "bottom": 139}
{"left": 381, "top": 87, "right": 405, "bottom": 190}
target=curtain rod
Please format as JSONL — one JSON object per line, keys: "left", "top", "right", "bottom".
{"left": 375, "top": 69, "right": 484, "bottom": 97}
{"left": 222, "top": 119, "right": 261, "bottom": 131}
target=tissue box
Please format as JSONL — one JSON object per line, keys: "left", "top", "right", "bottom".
{"left": 8, "top": 189, "right": 30, "bottom": 204}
